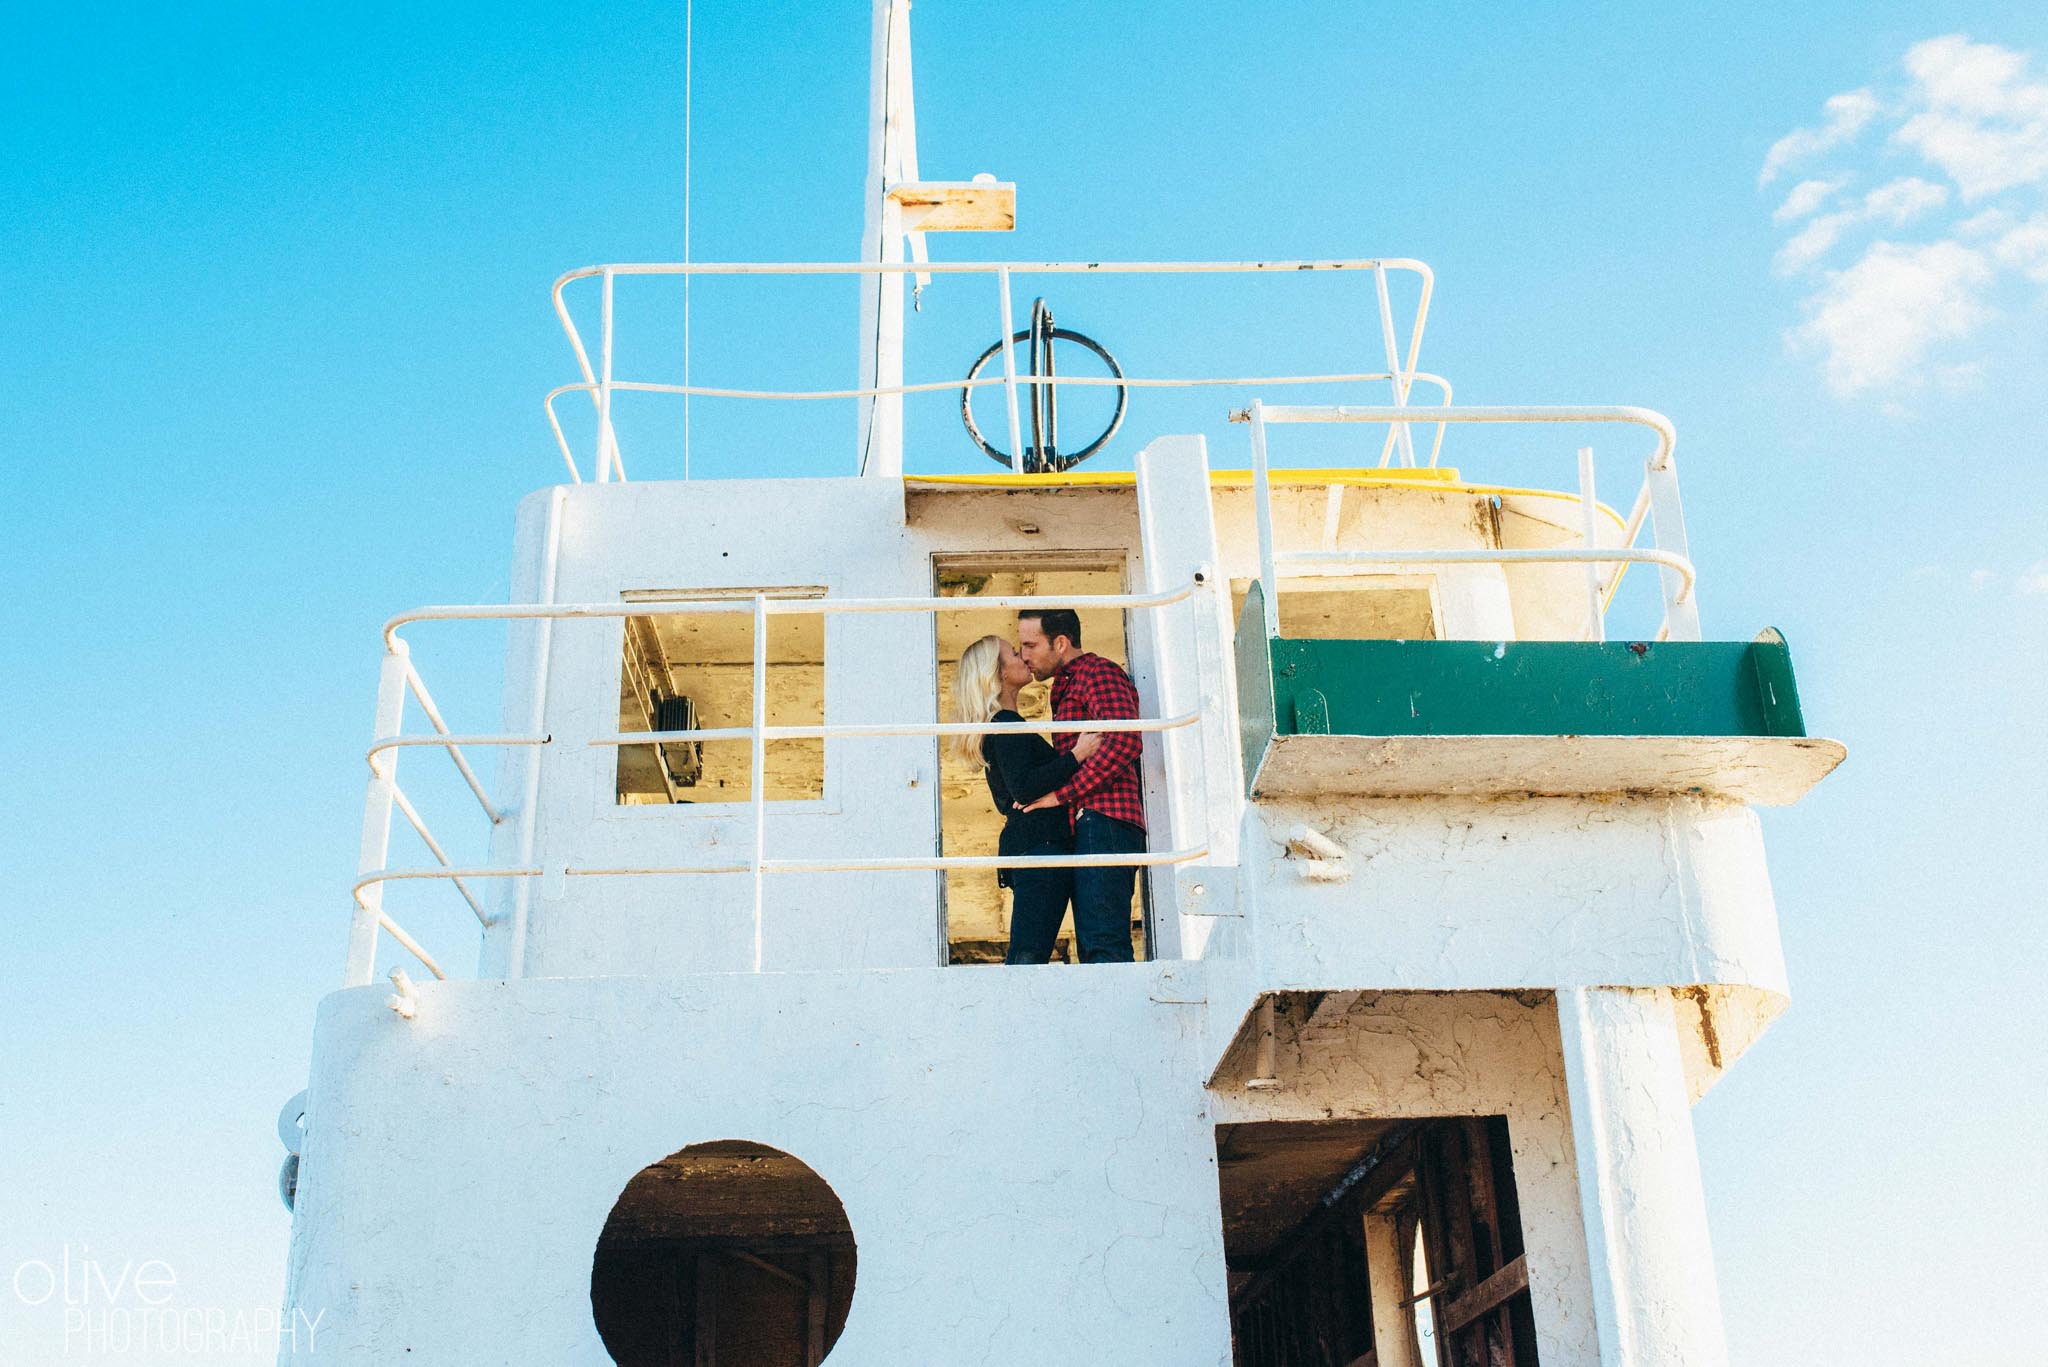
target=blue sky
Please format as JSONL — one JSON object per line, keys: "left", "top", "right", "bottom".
{"left": 4, "top": 2, "right": 2045, "bottom": 1362}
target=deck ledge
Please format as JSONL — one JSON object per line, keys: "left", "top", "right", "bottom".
{"left": 1250, "top": 732, "right": 1845, "bottom": 806}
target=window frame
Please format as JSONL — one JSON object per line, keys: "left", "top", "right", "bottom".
{"left": 603, "top": 585, "right": 839, "bottom": 819}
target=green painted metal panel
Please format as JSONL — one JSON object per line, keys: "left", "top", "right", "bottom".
{"left": 1293, "top": 688, "right": 1331, "bottom": 735}
{"left": 1746, "top": 629, "right": 1805, "bottom": 738}
{"left": 1264, "top": 633, "right": 1810, "bottom": 739}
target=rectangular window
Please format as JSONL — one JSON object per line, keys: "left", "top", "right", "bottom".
{"left": 1232, "top": 574, "right": 1439, "bottom": 640}
{"left": 614, "top": 590, "right": 825, "bottom": 805}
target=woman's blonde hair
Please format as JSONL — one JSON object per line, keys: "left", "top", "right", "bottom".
{"left": 949, "top": 634, "right": 1006, "bottom": 765}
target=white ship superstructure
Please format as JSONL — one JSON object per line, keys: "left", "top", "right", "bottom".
{"left": 275, "top": 8, "right": 1842, "bottom": 1364}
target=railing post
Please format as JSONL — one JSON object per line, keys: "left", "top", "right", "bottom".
{"left": 1578, "top": 446, "right": 1605, "bottom": 642}
{"left": 1373, "top": 264, "right": 1417, "bottom": 469}
{"left": 997, "top": 267, "right": 1025, "bottom": 474}
{"left": 346, "top": 639, "right": 411, "bottom": 987}
{"left": 1599, "top": 479, "right": 1654, "bottom": 604}
{"left": 1645, "top": 457, "right": 1703, "bottom": 641}
{"left": 750, "top": 593, "right": 769, "bottom": 972}
{"left": 1249, "top": 401, "right": 1282, "bottom": 640}
{"left": 598, "top": 266, "right": 617, "bottom": 483}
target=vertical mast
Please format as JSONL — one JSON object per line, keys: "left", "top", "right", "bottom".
{"left": 857, "top": 0, "right": 914, "bottom": 478}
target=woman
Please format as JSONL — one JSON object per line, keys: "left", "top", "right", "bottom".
{"left": 951, "top": 634, "right": 1100, "bottom": 964}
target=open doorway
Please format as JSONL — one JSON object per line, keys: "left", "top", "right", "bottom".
{"left": 932, "top": 554, "right": 1146, "bottom": 965}
{"left": 1214, "top": 1116, "right": 1540, "bottom": 1367}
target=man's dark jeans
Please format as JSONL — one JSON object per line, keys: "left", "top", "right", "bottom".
{"left": 1072, "top": 809, "right": 1144, "bottom": 963}
{"left": 1005, "top": 841, "right": 1074, "bottom": 965}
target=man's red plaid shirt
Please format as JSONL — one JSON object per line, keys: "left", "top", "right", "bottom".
{"left": 1049, "top": 651, "right": 1146, "bottom": 830}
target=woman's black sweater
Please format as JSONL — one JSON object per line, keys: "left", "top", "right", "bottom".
{"left": 982, "top": 708, "right": 1079, "bottom": 868}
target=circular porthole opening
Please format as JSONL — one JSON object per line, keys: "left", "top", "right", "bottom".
{"left": 591, "top": 1140, "right": 856, "bottom": 1366}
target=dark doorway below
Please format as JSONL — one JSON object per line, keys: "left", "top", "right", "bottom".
{"left": 1215, "top": 1116, "right": 1540, "bottom": 1367}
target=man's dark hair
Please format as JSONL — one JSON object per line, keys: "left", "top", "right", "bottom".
{"left": 1019, "top": 607, "right": 1082, "bottom": 651}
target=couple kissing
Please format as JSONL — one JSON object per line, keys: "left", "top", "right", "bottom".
{"left": 950, "top": 609, "right": 1145, "bottom": 965}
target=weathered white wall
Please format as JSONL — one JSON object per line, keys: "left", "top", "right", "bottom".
{"left": 1239, "top": 795, "right": 1788, "bottom": 993}
{"left": 486, "top": 477, "right": 938, "bottom": 977}
{"left": 284, "top": 965, "right": 1234, "bottom": 1364}
{"left": 282, "top": 975, "right": 1660, "bottom": 1366}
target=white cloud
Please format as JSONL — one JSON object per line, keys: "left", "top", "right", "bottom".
{"left": 1892, "top": 35, "right": 2048, "bottom": 199}
{"left": 1775, "top": 180, "right": 1951, "bottom": 275}
{"left": 1790, "top": 240, "right": 1993, "bottom": 395}
{"left": 1956, "top": 206, "right": 2016, "bottom": 237}
{"left": 1894, "top": 113, "right": 2048, "bottom": 200}
{"left": 1774, "top": 211, "right": 1855, "bottom": 275}
{"left": 1777, "top": 179, "right": 1949, "bottom": 274}
{"left": 2016, "top": 561, "right": 2048, "bottom": 595}
{"left": 1774, "top": 177, "right": 1844, "bottom": 222}
{"left": 1992, "top": 213, "right": 2048, "bottom": 281}
{"left": 1970, "top": 569, "right": 1999, "bottom": 592}
{"left": 1760, "top": 89, "right": 1881, "bottom": 185}
{"left": 1764, "top": 36, "right": 2048, "bottom": 399}
{"left": 1903, "top": 33, "right": 2037, "bottom": 117}
{"left": 1863, "top": 176, "right": 1949, "bottom": 223}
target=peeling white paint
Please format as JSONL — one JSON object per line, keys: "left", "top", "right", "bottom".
{"left": 1232, "top": 795, "right": 1788, "bottom": 1084}
{"left": 1557, "top": 987, "right": 1729, "bottom": 1366}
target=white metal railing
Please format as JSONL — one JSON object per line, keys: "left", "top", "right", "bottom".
{"left": 1239, "top": 401, "right": 1700, "bottom": 644}
{"left": 546, "top": 259, "right": 1445, "bottom": 483}
{"left": 347, "top": 582, "right": 1211, "bottom": 990}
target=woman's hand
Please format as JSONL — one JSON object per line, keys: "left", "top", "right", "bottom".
{"left": 1071, "top": 730, "right": 1102, "bottom": 762}
{"left": 1014, "top": 791, "right": 1063, "bottom": 813}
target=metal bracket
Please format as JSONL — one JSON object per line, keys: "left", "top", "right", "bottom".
{"left": 386, "top": 967, "right": 420, "bottom": 1020}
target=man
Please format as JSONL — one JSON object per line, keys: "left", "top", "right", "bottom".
{"left": 1014, "top": 608, "right": 1145, "bottom": 963}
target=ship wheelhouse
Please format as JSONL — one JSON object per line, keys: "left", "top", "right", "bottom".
{"left": 275, "top": 9, "right": 1840, "bottom": 1365}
